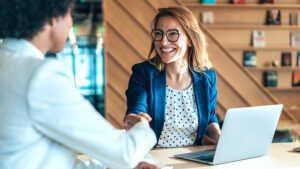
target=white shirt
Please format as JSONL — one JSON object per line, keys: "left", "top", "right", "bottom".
{"left": 157, "top": 85, "right": 198, "bottom": 147}
{"left": 0, "top": 39, "right": 156, "bottom": 169}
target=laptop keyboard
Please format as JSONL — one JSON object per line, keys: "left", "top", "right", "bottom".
{"left": 192, "top": 149, "right": 215, "bottom": 162}
{"left": 175, "top": 149, "right": 216, "bottom": 163}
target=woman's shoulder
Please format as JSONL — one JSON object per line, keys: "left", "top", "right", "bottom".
{"left": 132, "top": 60, "right": 157, "bottom": 73}
{"left": 192, "top": 68, "right": 217, "bottom": 87}
{"left": 193, "top": 68, "right": 216, "bottom": 79}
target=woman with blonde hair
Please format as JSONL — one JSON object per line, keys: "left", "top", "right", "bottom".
{"left": 124, "top": 6, "right": 221, "bottom": 147}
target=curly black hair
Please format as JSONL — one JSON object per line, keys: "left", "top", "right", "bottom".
{"left": 0, "top": 0, "right": 74, "bottom": 39}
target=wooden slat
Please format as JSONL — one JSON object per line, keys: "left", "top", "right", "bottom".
{"left": 106, "top": 23, "right": 145, "bottom": 72}
{"left": 106, "top": 53, "right": 130, "bottom": 99}
{"left": 216, "top": 71, "right": 250, "bottom": 107}
{"left": 106, "top": 84, "right": 127, "bottom": 129}
{"left": 105, "top": 0, "right": 151, "bottom": 56}
{"left": 116, "top": 0, "right": 156, "bottom": 32}
{"left": 146, "top": 0, "right": 181, "bottom": 9}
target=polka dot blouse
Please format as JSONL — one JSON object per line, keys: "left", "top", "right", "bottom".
{"left": 156, "top": 84, "right": 199, "bottom": 148}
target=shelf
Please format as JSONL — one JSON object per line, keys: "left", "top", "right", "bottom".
{"left": 277, "top": 120, "right": 300, "bottom": 130}
{"left": 205, "top": 25, "right": 300, "bottom": 30}
{"left": 228, "top": 46, "right": 300, "bottom": 51}
{"left": 247, "top": 66, "right": 300, "bottom": 71}
{"left": 268, "top": 87, "right": 300, "bottom": 91}
{"left": 185, "top": 3, "right": 300, "bottom": 9}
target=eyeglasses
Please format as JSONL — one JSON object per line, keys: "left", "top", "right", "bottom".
{"left": 151, "top": 29, "right": 180, "bottom": 42}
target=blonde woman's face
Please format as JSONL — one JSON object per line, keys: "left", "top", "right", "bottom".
{"left": 154, "top": 16, "right": 191, "bottom": 65}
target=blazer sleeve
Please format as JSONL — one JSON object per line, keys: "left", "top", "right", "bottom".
{"left": 27, "top": 60, "right": 156, "bottom": 169}
{"left": 126, "top": 64, "right": 149, "bottom": 115}
{"left": 207, "top": 69, "right": 219, "bottom": 124}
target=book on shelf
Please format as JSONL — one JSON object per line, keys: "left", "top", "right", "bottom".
{"left": 290, "top": 12, "right": 299, "bottom": 25}
{"left": 243, "top": 51, "right": 257, "bottom": 67}
{"left": 252, "top": 30, "right": 265, "bottom": 47}
{"left": 200, "top": 11, "right": 214, "bottom": 24}
{"left": 231, "top": 0, "right": 245, "bottom": 4}
{"left": 266, "top": 9, "right": 281, "bottom": 25}
{"left": 281, "top": 52, "right": 292, "bottom": 66}
{"left": 291, "top": 31, "right": 300, "bottom": 47}
{"left": 292, "top": 71, "right": 300, "bottom": 86}
{"left": 260, "top": 0, "right": 273, "bottom": 4}
{"left": 201, "top": 0, "right": 216, "bottom": 4}
{"left": 264, "top": 71, "right": 277, "bottom": 87}
{"left": 298, "top": 52, "right": 300, "bottom": 67}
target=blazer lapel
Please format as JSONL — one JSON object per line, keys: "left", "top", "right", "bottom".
{"left": 152, "top": 70, "right": 166, "bottom": 140}
{"left": 192, "top": 72, "right": 209, "bottom": 145}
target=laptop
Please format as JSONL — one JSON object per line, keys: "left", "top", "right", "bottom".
{"left": 174, "top": 104, "right": 283, "bottom": 165}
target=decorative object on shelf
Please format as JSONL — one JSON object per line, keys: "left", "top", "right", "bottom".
{"left": 290, "top": 12, "right": 299, "bottom": 25}
{"left": 243, "top": 51, "right": 256, "bottom": 67}
{"left": 291, "top": 31, "right": 300, "bottom": 47}
{"left": 264, "top": 70, "right": 277, "bottom": 87}
{"left": 252, "top": 30, "right": 265, "bottom": 47}
{"left": 292, "top": 71, "right": 300, "bottom": 86}
{"left": 281, "top": 52, "right": 292, "bottom": 66}
{"left": 201, "top": 0, "right": 216, "bottom": 4}
{"left": 266, "top": 9, "right": 281, "bottom": 25}
{"left": 297, "top": 52, "right": 300, "bottom": 67}
{"left": 272, "top": 60, "right": 280, "bottom": 67}
{"left": 201, "top": 11, "right": 214, "bottom": 24}
{"left": 260, "top": 0, "right": 273, "bottom": 4}
{"left": 231, "top": 0, "right": 245, "bottom": 4}
{"left": 263, "top": 62, "right": 272, "bottom": 67}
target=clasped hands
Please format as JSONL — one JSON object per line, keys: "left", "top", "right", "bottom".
{"left": 123, "top": 113, "right": 160, "bottom": 169}
{"left": 123, "top": 113, "right": 152, "bottom": 130}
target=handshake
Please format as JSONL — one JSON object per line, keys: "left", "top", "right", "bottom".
{"left": 123, "top": 113, "right": 152, "bottom": 130}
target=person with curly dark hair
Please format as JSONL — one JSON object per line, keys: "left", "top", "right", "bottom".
{"left": 0, "top": 0, "right": 157, "bottom": 169}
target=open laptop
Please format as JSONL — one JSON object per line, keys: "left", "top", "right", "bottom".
{"left": 174, "top": 104, "right": 283, "bottom": 165}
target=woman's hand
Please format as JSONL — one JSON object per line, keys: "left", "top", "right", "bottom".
{"left": 123, "top": 113, "right": 152, "bottom": 130}
{"left": 134, "top": 162, "right": 160, "bottom": 169}
{"left": 204, "top": 122, "right": 221, "bottom": 145}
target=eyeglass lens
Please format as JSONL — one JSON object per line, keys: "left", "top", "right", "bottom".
{"left": 151, "top": 29, "right": 179, "bottom": 42}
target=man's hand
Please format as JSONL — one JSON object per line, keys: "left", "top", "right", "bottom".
{"left": 134, "top": 162, "right": 160, "bottom": 169}
{"left": 123, "top": 113, "right": 152, "bottom": 130}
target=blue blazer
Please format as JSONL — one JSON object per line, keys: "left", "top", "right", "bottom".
{"left": 126, "top": 61, "right": 218, "bottom": 145}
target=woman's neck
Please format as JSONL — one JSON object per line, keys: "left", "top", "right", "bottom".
{"left": 165, "top": 60, "right": 192, "bottom": 90}
{"left": 165, "top": 62, "right": 189, "bottom": 81}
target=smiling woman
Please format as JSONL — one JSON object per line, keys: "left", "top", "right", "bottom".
{"left": 123, "top": 6, "right": 221, "bottom": 148}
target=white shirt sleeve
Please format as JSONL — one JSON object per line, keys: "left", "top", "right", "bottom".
{"left": 26, "top": 60, "right": 156, "bottom": 169}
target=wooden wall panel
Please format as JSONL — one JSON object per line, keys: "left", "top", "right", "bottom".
{"left": 105, "top": 24, "right": 144, "bottom": 72}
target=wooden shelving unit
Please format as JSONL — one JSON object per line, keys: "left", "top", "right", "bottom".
{"left": 184, "top": 0, "right": 300, "bottom": 121}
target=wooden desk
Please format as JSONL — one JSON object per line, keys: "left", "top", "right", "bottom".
{"left": 149, "top": 143, "right": 300, "bottom": 169}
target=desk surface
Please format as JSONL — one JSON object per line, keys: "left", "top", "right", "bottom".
{"left": 149, "top": 143, "right": 300, "bottom": 169}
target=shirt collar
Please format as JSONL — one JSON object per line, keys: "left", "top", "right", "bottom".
{"left": 1, "top": 38, "right": 45, "bottom": 59}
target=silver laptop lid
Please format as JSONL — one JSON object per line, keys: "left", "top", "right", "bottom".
{"left": 213, "top": 104, "right": 283, "bottom": 165}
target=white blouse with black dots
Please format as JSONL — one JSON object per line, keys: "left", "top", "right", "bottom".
{"left": 156, "top": 84, "right": 199, "bottom": 148}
